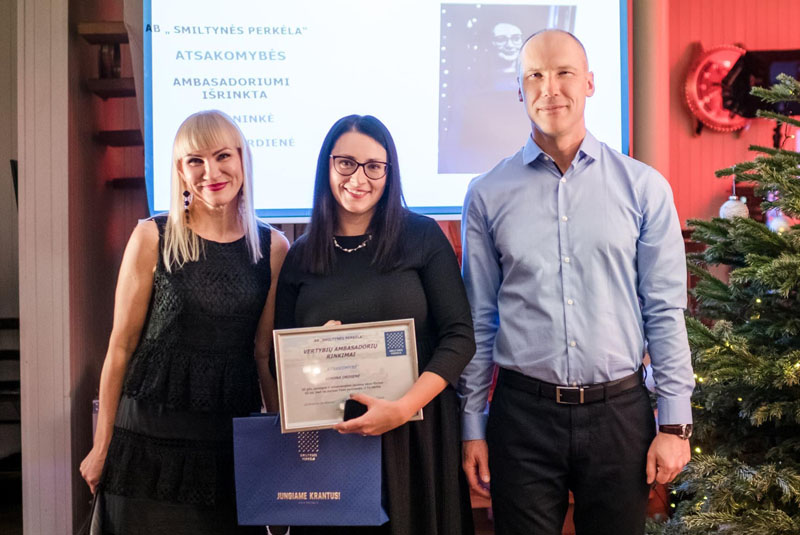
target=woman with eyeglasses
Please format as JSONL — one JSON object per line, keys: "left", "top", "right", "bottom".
{"left": 275, "top": 115, "right": 476, "bottom": 535}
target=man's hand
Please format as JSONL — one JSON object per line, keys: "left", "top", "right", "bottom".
{"left": 462, "top": 439, "right": 491, "bottom": 499}
{"left": 646, "top": 432, "right": 691, "bottom": 484}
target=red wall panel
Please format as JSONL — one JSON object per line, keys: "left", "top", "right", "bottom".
{"left": 667, "top": 0, "right": 799, "bottom": 225}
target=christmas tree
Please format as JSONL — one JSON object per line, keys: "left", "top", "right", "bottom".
{"left": 652, "top": 74, "right": 800, "bottom": 535}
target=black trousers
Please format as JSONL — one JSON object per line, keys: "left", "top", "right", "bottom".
{"left": 486, "top": 370, "right": 656, "bottom": 535}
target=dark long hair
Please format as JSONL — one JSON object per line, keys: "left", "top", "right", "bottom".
{"left": 301, "top": 115, "right": 407, "bottom": 274}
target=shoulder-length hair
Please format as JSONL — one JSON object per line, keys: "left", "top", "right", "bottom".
{"left": 163, "top": 110, "right": 262, "bottom": 271}
{"left": 301, "top": 114, "right": 407, "bottom": 274}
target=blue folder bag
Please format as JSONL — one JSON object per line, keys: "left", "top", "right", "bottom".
{"left": 233, "top": 414, "right": 389, "bottom": 526}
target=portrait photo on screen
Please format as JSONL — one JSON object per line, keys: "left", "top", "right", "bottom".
{"left": 438, "top": 4, "right": 577, "bottom": 174}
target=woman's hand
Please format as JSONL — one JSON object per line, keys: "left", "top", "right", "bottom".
{"left": 322, "top": 320, "right": 414, "bottom": 435}
{"left": 333, "top": 393, "right": 416, "bottom": 436}
{"left": 79, "top": 448, "right": 107, "bottom": 494}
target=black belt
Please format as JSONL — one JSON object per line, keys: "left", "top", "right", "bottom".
{"left": 497, "top": 367, "right": 643, "bottom": 405}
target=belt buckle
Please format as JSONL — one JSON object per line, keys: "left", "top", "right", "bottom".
{"left": 556, "top": 386, "right": 584, "bottom": 404}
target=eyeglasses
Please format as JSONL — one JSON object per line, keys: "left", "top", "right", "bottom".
{"left": 330, "top": 155, "right": 389, "bottom": 180}
{"left": 492, "top": 34, "right": 523, "bottom": 46}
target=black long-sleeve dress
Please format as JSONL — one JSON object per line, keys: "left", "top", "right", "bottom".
{"left": 275, "top": 212, "right": 476, "bottom": 535}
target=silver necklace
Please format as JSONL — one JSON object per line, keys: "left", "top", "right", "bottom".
{"left": 333, "top": 235, "right": 372, "bottom": 253}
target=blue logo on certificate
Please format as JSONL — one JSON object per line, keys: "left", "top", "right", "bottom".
{"left": 384, "top": 331, "right": 406, "bottom": 356}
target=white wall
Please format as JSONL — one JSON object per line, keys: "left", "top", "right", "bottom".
{"left": 17, "top": 0, "right": 72, "bottom": 533}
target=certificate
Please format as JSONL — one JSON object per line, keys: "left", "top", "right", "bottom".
{"left": 273, "top": 319, "right": 422, "bottom": 433}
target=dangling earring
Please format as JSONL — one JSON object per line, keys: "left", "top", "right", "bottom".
{"left": 183, "top": 190, "right": 191, "bottom": 223}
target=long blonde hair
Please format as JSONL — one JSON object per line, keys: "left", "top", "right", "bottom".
{"left": 163, "top": 110, "right": 262, "bottom": 271}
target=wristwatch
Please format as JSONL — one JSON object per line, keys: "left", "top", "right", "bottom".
{"left": 658, "top": 424, "right": 693, "bottom": 440}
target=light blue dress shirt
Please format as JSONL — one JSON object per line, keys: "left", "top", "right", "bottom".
{"left": 458, "top": 132, "right": 694, "bottom": 441}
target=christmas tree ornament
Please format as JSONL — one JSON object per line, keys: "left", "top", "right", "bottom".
{"left": 766, "top": 208, "right": 789, "bottom": 233}
{"left": 719, "top": 177, "right": 749, "bottom": 219}
{"left": 719, "top": 196, "right": 749, "bottom": 219}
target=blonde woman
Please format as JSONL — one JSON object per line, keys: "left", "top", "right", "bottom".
{"left": 79, "top": 110, "right": 288, "bottom": 534}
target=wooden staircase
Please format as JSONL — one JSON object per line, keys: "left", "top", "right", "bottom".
{"left": 0, "top": 317, "right": 21, "bottom": 506}
{"left": 77, "top": 21, "right": 145, "bottom": 191}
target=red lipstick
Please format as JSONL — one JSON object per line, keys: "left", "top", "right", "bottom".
{"left": 206, "top": 182, "right": 228, "bottom": 192}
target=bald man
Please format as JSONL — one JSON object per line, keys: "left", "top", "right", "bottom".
{"left": 458, "top": 30, "right": 695, "bottom": 534}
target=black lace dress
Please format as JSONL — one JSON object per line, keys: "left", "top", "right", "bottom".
{"left": 97, "top": 215, "right": 271, "bottom": 534}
